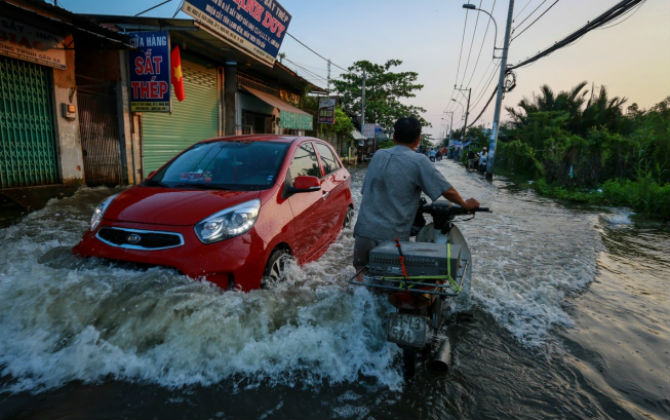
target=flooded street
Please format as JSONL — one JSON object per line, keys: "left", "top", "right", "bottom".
{"left": 1, "top": 160, "right": 668, "bottom": 419}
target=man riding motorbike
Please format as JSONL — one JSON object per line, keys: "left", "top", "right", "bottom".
{"left": 353, "top": 117, "right": 480, "bottom": 270}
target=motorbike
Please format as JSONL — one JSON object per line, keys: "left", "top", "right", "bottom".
{"left": 350, "top": 200, "right": 489, "bottom": 377}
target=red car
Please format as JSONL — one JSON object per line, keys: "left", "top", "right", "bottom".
{"left": 73, "top": 135, "right": 353, "bottom": 291}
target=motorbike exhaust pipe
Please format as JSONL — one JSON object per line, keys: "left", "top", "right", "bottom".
{"left": 429, "top": 337, "right": 451, "bottom": 372}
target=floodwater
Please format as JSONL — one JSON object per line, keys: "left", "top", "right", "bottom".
{"left": 1, "top": 160, "right": 668, "bottom": 419}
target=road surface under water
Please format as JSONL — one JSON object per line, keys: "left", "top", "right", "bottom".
{"left": 1, "top": 160, "right": 668, "bottom": 419}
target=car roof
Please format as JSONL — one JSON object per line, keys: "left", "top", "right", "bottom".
{"left": 197, "top": 134, "right": 329, "bottom": 145}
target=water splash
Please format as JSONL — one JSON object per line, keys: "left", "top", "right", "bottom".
{"left": 0, "top": 163, "right": 605, "bottom": 394}
{"left": 0, "top": 186, "right": 402, "bottom": 394}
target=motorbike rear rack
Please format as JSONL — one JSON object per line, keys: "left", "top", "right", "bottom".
{"left": 349, "top": 259, "right": 470, "bottom": 298}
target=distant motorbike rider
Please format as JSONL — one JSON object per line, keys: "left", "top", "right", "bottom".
{"left": 353, "top": 117, "right": 479, "bottom": 270}
{"left": 478, "top": 147, "right": 488, "bottom": 172}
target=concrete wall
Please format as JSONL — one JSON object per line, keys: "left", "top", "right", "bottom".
{"left": 51, "top": 34, "right": 84, "bottom": 186}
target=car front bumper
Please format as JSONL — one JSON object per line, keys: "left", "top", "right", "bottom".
{"left": 72, "top": 221, "right": 267, "bottom": 291}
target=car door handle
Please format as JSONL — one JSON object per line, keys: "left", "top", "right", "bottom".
{"left": 322, "top": 191, "right": 330, "bottom": 199}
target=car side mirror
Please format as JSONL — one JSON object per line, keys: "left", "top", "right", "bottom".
{"left": 289, "top": 175, "right": 321, "bottom": 193}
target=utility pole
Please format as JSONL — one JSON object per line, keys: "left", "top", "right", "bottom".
{"left": 456, "top": 87, "right": 471, "bottom": 142}
{"left": 486, "top": 0, "right": 514, "bottom": 180}
{"left": 327, "top": 59, "right": 331, "bottom": 94}
{"left": 361, "top": 70, "right": 366, "bottom": 139}
{"left": 443, "top": 111, "right": 454, "bottom": 142}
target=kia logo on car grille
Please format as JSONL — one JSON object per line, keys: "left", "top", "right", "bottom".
{"left": 126, "top": 233, "right": 142, "bottom": 244}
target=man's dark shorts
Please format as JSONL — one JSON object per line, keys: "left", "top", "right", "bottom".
{"left": 353, "top": 236, "right": 380, "bottom": 270}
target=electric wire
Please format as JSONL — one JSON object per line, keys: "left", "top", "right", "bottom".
{"left": 510, "top": 0, "right": 561, "bottom": 43}
{"left": 467, "top": 86, "right": 498, "bottom": 127}
{"left": 459, "top": 0, "right": 484, "bottom": 88}
{"left": 283, "top": 58, "right": 329, "bottom": 83}
{"left": 464, "top": 0, "right": 498, "bottom": 89}
{"left": 453, "top": 9, "right": 471, "bottom": 88}
{"left": 135, "top": 0, "right": 173, "bottom": 16}
{"left": 509, "top": 0, "right": 645, "bottom": 70}
{"left": 513, "top": 0, "right": 533, "bottom": 22}
{"left": 284, "top": 32, "right": 348, "bottom": 72}
{"left": 596, "top": 0, "right": 644, "bottom": 30}
{"left": 511, "top": 0, "right": 549, "bottom": 34}
{"left": 470, "top": 61, "right": 500, "bottom": 111}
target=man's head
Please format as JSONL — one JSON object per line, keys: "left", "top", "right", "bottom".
{"left": 393, "top": 117, "right": 422, "bottom": 146}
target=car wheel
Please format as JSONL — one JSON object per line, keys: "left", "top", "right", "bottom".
{"left": 343, "top": 206, "right": 354, "bottom": 228}
{"left": 262, "top": 248, "right": 291, "bottom": 288}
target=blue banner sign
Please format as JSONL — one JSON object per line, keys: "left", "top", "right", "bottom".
{"left": 128, "top": 31, "right": 171, "bottom": 112}
{"left": 182, "top": 0, "right": 291, "bottom": 67}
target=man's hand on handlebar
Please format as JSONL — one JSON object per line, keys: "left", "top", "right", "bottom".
{"left": 462, "top": 198, "right": 480, "bottom": 211}
{"left": 442, "top": 187, "right": 480, "bottom": 212}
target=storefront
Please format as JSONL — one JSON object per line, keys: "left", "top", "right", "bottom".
{"left": 141, "top": 58, "right": 221, "bottom": 173}
{"left": 239, "top": 84, "right": 313, "bottom": 136}
{"left": 0, "top": 1, "right": 130, "bottom": 190}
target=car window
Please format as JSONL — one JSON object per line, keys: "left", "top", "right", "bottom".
{"left": 151, "top": 141, "right": 289, "bottom": 190}
{"left": 315, "top": 143, "right": 340, "bottom": 175}
{"left": 288, "top": 142, "right": 321, "bottom": 181}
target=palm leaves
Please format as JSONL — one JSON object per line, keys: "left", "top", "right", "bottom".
{"left": 506, "top": 81, "right": 627, "bottom": 135}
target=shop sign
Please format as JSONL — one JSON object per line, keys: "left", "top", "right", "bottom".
{"left": 182, "top": 0, "right": 291, "bottom": 67}
{"left": 128, "top": 31, "right": 171, "bottom": 112}
{"left": 318, "top": 97, "right": 336, "bottom": 125}
{"left": 0, "top": 18, "right": 67, "bottom": 69}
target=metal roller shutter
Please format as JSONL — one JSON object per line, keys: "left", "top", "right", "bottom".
{"left": 0, "top": 56, "right": 59, "bottom": 188}
{"left": 142, "top": 60, "right": 219, "bottom": 174}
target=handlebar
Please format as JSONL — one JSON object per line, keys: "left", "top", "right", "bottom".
{"left": 416, "top": 200, "right": 490, "bottom": 232}
{"left": 421, "top": 201, "right": 490, "bottom": 216}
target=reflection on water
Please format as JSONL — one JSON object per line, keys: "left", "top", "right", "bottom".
{"left": 0, "top": 161, "right": 668, "bottom": 419}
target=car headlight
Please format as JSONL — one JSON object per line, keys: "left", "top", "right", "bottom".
{"left": 90, "top": 194, "right": 118, "bottom": 231}
{"left": 194, "top": 199, "right": 261, "bottom": 244}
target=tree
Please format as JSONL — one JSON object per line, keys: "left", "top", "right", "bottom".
{"left": 332, "top": 59, "right": 429, "bottom": 133}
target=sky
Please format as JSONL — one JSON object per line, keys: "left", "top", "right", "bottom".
{"left": 58, "top": 0, "right": 669, "bottom": 140}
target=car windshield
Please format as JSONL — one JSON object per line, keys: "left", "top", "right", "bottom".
{"left": 147, "top": 141, "right": 290, "bottom": 191}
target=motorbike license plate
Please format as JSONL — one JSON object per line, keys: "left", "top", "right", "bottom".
{"left": 387, "top": 314, "right": 427, "bottom": 348}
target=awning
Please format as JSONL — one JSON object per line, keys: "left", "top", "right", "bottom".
{"left": 351, "top": 129, "right": 366, "bottom": 140}
{"left": 241, "top": 86, "right": 313, "bottom": 131}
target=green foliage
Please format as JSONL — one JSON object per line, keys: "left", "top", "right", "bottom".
{"left": 331, "top": 106, "right": 355, "bottom": 137}
{"left": 465, "top": 126, "right": 489, "bottom": 148}
{"left": 496, "top": 82, "right": 669, "bottom": 220}
{"left": 332, "top": 59, "right": 429, "bottom": 132}
{"left": 600, "top": 176, "right": 669, "bottom": 217}
{"left": 496, "top": 139, "right": 544, "bottom": 179}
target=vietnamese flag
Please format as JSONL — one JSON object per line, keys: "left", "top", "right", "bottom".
{"left": 171, "top": 45, "right": 185, "bottom": 101}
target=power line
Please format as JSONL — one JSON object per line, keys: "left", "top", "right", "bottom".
{"left": 135, "top": 0, "right": 173, "bottom": 16}
{"left": 284, "top": 32, "right": 348, "bottom": 72}
{"left": 470, "top": 61, "right": 500, "bottom": 110}
{"left": 283, "top": 58, "right": 329, "bottom": 83}
{"left": 510, "top": 0, "right": 561, "bottom": 43}
{"left": 597, "top": 0, "right": 644, "bottom": 30}
{"left": 453, "top": 9, "right": 471, "bottom": 88}
{"left": 509, "top": 0, "right": 645, "bottom": 71}
{"left": 511, "top": 0, "right": 549, "bottom": 33}
{"left": 513, "top": 0, "right": 533, "bottom": 22}
{"left": 465, "top": 0, "right": 498, "bottom": 88}
{"left": 459, "top": 0, "right": 484, "bottom": 88}
{"left": 467, "top": 86, "right": 498, "bottom": 128}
